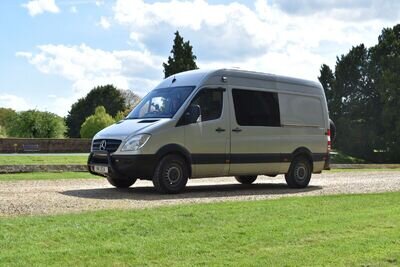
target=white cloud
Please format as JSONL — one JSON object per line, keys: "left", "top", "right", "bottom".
{"left": 0, "top": 94, "right": 31, "bottom": 111}
{"left": 22, "top": 0, "right": 60, "bottom": 16}
{"left": 112, "top": 0, "right": 394, "bottom": 80}
{"left": 98, "top": 16, "right": 111, "bottom": 29}
{"left": 17, "top": 44, "right": 163, "bottom": 96}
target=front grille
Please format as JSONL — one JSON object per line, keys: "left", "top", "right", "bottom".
{"left": 92, "top": 139, "right": 122, "bottom": 153}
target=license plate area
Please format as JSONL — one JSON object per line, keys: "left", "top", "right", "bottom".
{"left": 93, "top": 165, "right": 108, "bottom": 174}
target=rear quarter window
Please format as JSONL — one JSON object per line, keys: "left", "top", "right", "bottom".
{"left": 279, "top": 93, "right": 324, "bottom": 127}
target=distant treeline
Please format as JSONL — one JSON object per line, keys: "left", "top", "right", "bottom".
{"left": 319, "top": 24, "right": 400, "bottom": 163}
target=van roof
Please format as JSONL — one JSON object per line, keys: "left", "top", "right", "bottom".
{"left": 155, "top": 68, "right": 322, "bottom": 90}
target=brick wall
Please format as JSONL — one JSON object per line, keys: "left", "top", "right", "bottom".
{"left": 0, "top": 138, "right": 91, "bottom": 153}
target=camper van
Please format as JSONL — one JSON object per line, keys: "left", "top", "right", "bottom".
{"left": 88, "top": 69, "right": 331, "bottom": 193}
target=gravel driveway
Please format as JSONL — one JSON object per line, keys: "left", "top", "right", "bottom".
{"left": 1, "top": 171, "right": 400, "bottom": 216}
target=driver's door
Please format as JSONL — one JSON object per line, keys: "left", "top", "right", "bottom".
{"left": 182, "top": 87, "right": 230, "bottom": 177}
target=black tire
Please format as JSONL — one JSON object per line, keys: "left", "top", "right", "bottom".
{"left": 107, "top": 175, "right": 137, "bottom": 188}
{"left": 235, "top": 175, "right": 258, "bottom": 184}
{"left": 152, "top": 154, "right": 188, "bottom": 194}
{"left": 285, "top": 156, "right": 312, "bottom": 188}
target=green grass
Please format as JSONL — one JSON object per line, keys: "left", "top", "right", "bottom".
{"left": 331, "top": 151, "right": 366, "bottom": 164}
{"left": 1, "top": 192, "right": 399, "bottom": 266}
{"left": 0, "top": 155, "right": 88, "bottom": 165}
{"left": 0, "top": 172, "right": 97, "bottom": 181}
{"left": 327, "top": 168, "right": 400, "bottom": 172}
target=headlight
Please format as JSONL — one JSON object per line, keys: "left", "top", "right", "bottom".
{"left": 121, "top": 134, "right": 151, "bottom": 151}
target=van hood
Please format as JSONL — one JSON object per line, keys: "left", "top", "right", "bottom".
{"left": 94, "top": 118, "right": 169, "bottom": 140}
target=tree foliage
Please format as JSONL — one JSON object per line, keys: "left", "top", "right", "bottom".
{"left": 119, "top": 89, "right": 141, "bottom": 111}
{"left": 0, "top": 108, "right": 17, "bottom": 136}
{"left": 7, "top": 110, "right": 66, "bottom": 138}
{"left": 163, "top": 31, "right": 198, "bottom": 78}
{"left": 66, "top": 85, "right": 127, "bottom": 138}
{"left": 80, "top": 106, "right": 115, "bottom": 138}
{"left": 319, "top": 24, "right": 400, "bottom": 162}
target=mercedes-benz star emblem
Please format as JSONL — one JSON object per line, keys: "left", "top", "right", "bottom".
{"left": 99, "top": 140, "right": 107, "bottom": 151}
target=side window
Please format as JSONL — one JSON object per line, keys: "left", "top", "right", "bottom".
{"left": 232, "top": 89, "right": 280, "bottom": 127}
{"left": 190, "top": 89, "right": 223, "bottom": 122}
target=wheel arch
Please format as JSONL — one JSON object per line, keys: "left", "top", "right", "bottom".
{"left": 291, "top": 147, "right": 314, "bottom": 172}
{"left": 155, "top": 144, "right": 192, "bottom": 177}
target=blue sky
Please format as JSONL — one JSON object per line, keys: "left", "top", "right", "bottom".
{"left": 1, "top": 0, "right": 399, "bottom": 116}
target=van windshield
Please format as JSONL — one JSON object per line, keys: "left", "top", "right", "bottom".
{"left": 126, "top": 86, "right": 195, "bottom": 119}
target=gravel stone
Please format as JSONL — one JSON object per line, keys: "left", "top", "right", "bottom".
{"left": 1, "top": 171, "right": 399, "bottom": 216}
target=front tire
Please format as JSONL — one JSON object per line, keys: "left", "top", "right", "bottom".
{"left": 235, "top": 175, "right": 258, "bottom": 184}
{"left": 285, "top": 156, "right": 312, "bottom": 188}
{"left": 107, "top": 175, "right": 137, "bottom": 188}
{"left": 152, "top": 154, "right": 188, "bottom": 194}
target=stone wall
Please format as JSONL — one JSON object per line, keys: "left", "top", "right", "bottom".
{"left": 0, "top": 164, "right": 88, "bottom": 174}
{"left": 0, "top": 138, "right": 91, "bottom": 153}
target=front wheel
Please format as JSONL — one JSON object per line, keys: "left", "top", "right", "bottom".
{"left": 152, "top": 154, "right": 189, "bottom": 194}
{"left": 285, "top": 156, "right": 312, "bottom": 188}
{"left": 235, "top": 175, "right": 258, "bottom": 184}
{"left": 107, "top": 175, "right": 137, "bottom": 188}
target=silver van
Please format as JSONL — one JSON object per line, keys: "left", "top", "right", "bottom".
{"left": 88, "top": 69, "right": 331, "bottom": 193}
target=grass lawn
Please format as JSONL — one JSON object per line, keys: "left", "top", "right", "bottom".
{"left": 330, "top": 150, "right": 366, "bottom": 164}
{"left": 0, "top": 155, "right": 88, "bottom": 165}
{"left": 0, "top": 172, "right": 98, "bottom": 181}
{"left": 0, "top": 192, "right": 399, "bottom": 266}
{"left": 328, "top": 168, "right": 400, "bottom": 172}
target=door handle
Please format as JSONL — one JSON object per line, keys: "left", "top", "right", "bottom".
{"left": 215, "top": 127, "right": 226, "bottom": 132}
{"left": 232, "top": 127, "right": 242, "bottom": 133}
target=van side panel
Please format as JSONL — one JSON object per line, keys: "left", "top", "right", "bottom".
{"left": 278, "top": 88, "right": 328, "bottom": 173}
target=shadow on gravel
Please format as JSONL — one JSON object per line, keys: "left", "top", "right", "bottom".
{"left": 61, "top": 183, "right": 322, "bottom": 201}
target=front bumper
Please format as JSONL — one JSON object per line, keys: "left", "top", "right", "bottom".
{"left": 87, "top": 152, "right": 157, "bottom": 179}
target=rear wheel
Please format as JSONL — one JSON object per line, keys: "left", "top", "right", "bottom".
{"left": 152, "top": 154, "right": 188, "bottom": 194}
{"left": 235, "top": 175, "right": 258, "bottom": 184}
{"left": 107, "top": 175, "right": 137, "bottom": 188}
{"left": 285, "top": 156, "right": 312, "bottom": 188}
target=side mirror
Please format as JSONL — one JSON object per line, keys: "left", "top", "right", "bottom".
{"left": 184, "top": 105, "right": 201, "bottom": 124}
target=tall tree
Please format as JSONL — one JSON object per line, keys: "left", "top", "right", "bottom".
{"left": 163, "top": 31, "right": 198, "bottom": 78}
{"left": 65, "top": 85, "right": 127, "bottom": 138}
{"left": 332, "top": 44, "right": 381, "bottom": 160}
{"left": 370, "top": 24, "right": 400, "bottom": 161}
{"left": 318, "top": 64, "right": 336, "bottom": 120}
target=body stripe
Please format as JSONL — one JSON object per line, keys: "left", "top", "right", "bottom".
{"left": 191, "top": 153, "right": 328, "bottom": 165}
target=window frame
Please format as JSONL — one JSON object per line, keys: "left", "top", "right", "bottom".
{"left": 177, "top": 87, "right": 225, "bottom": 126}
{"left": 231, "top": 88, "right": 281, "bottom": 127}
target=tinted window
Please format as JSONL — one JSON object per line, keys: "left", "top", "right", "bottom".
{"left": 232, "top": 89, "right": 280, "bottom": 126}
{"left": 190, "top": 89, "right": 223, "bottom": 122}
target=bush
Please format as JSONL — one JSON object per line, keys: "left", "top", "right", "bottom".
{"left": 80, "top": 106, "right": 115, "bottom": 138}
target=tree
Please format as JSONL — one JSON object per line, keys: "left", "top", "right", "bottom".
{"left": 163, "top": 31, "right": 198, "bottom": 78}
{"left": 80, "top": 106, "right": 115, "bottom": 138}
{"left": 318, "top": 64, "right": 336, "bottom": 119}
{"left": 370, "top": 24, "right": 400, "bottom": 161}
{"left": 319, "top": 24, "right": 400, "bottom": 162}
{"left": 0, "top": 108, "right": 17, "bottom": 136}
{"left": 66, "top": 85, "right": 127, "bottom": 138}
{"left": 7, "top": 110, "right": 66, "bottom": 138}
{"left": 119, "top": 89, "right": 141, "bottom": 111}
{"left": 114, "top": 111, "right": 126, "bottom": 122}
